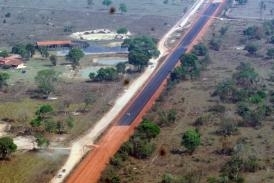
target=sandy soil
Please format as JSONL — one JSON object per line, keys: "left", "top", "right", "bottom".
{"left": 13, "top": 136, "right": 37, "bottom": 150}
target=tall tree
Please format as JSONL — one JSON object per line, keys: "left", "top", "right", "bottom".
{"left": 35, "top": 69, "right": 59, "bottom": 95}
{"left": 0, "top": 137, "right": 17, "bottom": 159}
{"left": 11, "top": 44, "right": 28, "bottom": 58}
{"left": 26, "top": 43, "right": 36, "bottom": 57}
{"left": 123, "top": 36, "right": 159, "bottom": 71}
{"left": 66, "top": 48, "right": 84, "bottom": 69}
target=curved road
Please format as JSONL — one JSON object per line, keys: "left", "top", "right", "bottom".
{"left": 119, "top": 2, "right": 221, "bottom": 125}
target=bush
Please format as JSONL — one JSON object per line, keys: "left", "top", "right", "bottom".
{"left": 182, "top": 129, "right": 201, "bottom": 153}
{"left": 192, "top": 43, "right": 208, "bottom": 56}
{"left": 116, "top": 27, "right": 128, "bottom": 34}
{"left": 217, "top": 118, "right": 238, "bottom": 136}
{"left": 161, "top": 173, "right": 175, "bottom": 183}
{"left": 128, "top": 137, "right": 155, "bottom": 159}
{"left": 209, "top": 39, "right": 221, "bottom": 51}
{"left": 244, "top": 43, "right": 258, "bottom": 55}
{"left": 158, "top": 109, "right": 177, "bottom": 126}
{"left": 208, "top": 105, "right": 225, "bottom": 113}
{"left": 193, "top": 115, "right": 210, "bottom": 126}
{"left": 137, "top": 119, "right": 160, "bottom": 140}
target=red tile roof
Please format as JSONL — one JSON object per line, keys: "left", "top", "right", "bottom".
{"left": 0, "top": 55, "right": 23, "bottom": 66}
{"left": 37, "top": 40, "right": 72, "bottom": 47}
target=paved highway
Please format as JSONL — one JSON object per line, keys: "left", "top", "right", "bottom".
{"left": 119, "top": 2, "right": 221, "bottom": 125}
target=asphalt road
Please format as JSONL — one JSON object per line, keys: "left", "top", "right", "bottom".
{"left": 119, "top": 2, "right": 221, "bottom": 125}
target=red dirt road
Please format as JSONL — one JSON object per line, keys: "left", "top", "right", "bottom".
{"left": 66, "top": 1, "right": 224, "bottom": 183}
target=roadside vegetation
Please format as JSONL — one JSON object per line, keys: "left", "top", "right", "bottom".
{"left": 100, "top": 16, "right": 274, "bottom": 183}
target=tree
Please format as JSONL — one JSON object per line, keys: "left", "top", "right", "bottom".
{"left": 192, "top": 43, "right": 208, "bottom": 56}
{"left": 66, "top": 48, "right": 84, "bottom": 69}
{"left": 26, "top": 43, "right": 36, "bottom": 57}
{"left": 233, "top": 62, "right": 258, "bottom": 88}
{"left": 116, "top": 27, "right": 128, "bottom": 34}
{"left": 39, "top": 47, "right": 49, "bottom": 58}
{"left": 11, "top": 44, "right": 28, "bottom": 58}
{"left": 180, "top": 53, "right": 201, "bottom": 79}
{"left": 102, "top": 0, "right": 112, "bottom": 7}
{"left": 119, "top": 3, "right": 127, "bottom": 13}
{"left": 209, "top": 38, "right": 221, "bottom": 51}
{"left": 0, "top": 72, "right": 9, "bottom": 89}
{"left": 94, "top": 67, "right": 119, "bottom": 81}
{"left": 137, "top": 119, "right": 160, "bottom": 140}
{"left": 89, "top": 72, "right": 96, "bottom": 80}
{"left": 35, "top": 104, "right": 54, "bottom": 118}
{"left": 243, "top": 26, "right": 262, "bottom": 40}
{"left": 182, "top": 129, "right": 200, "bottom": 154}
{"left": 244, "top": 44, "right": 258, "bottom": 55}
{"left": 0, "top": 137, "right": 17, "bottom": 159}
{"left": 266, "top": 48, "right": 274, "bottom": 59}
{"left": 49, "top": 55, "right": 57, "bottom": 66}
{"left": 0, "top": 50, "right": 9, "bottom": 58}
{"left": 123, "top": 36, "right": 160, "bottom": 72}
{"left": 128, "top": 49, "right": 150, "bottom": 71}
{"left": 35, "top": 69, "right": 59, "bottom": 95}
{"left": 116, "top": 62, "right": 126, "bottom": 74}
{"left": 213, "top": 80, "right": 238, "bottom": 102}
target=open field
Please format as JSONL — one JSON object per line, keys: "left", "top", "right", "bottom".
{"left": 0, "top": 151, "right": 67, "bottom": 183}
{"left": 0, "top": 0, "right": 193, "bottom": 47}
{"left": 228, "top": 0, "right": 274, "bottom": 20}
{"left": 100, "top": 12, "right": 274, "bottom": 183}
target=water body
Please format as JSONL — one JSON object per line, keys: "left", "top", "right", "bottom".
{"left": 84, "top": 43, "right": 128, "bottom": 55}
{"left": 57, "top": 44, "right": 128, "bottom": 56}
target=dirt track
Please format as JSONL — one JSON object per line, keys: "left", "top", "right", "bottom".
{"left": 65, "top": 1, "right": 225, "bottom": 183}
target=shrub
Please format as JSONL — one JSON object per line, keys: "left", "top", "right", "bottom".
{"left": 182, "top": 129, "right": 201, "bottom": 153}
{"left": 217, "top": 118, "right": 238, "bottom": 136}
{"left": 161, "top": 173, "right": 175, "bottom": 183}
{"left": 116, "top": 27, "right": 128, "bottom": 34}
{"left": 208, "top": 105, "right": 225, "bottom": 113}
{"left": 137, "top": 119, "right": 160, "bottom": 140}
{"left": 192, "top": 43, "right": 208, "bottom": 56}
{"left": 193, "top": 115, "right": 210, "bottom": 126}
{"left": 209, "top": 39, "right": 221, "bottom": 51}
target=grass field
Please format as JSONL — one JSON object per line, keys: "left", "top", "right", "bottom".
{"left": 0, "top": 151, "right": 67, "bottom": 183}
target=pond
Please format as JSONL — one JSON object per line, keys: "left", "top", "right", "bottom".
{"left": 56, "top": 43, "right": 128, "bottom": 56}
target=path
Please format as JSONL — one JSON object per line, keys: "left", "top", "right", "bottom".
{"left": 50, "top": 1, "right": 207, "bottom": 182}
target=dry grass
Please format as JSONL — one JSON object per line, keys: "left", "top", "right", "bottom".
{"left": 100, "top": 19, "right": 274, "bottom": 183}
{"left": 0, "top": 151, "right": 67, "bottom": 183}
